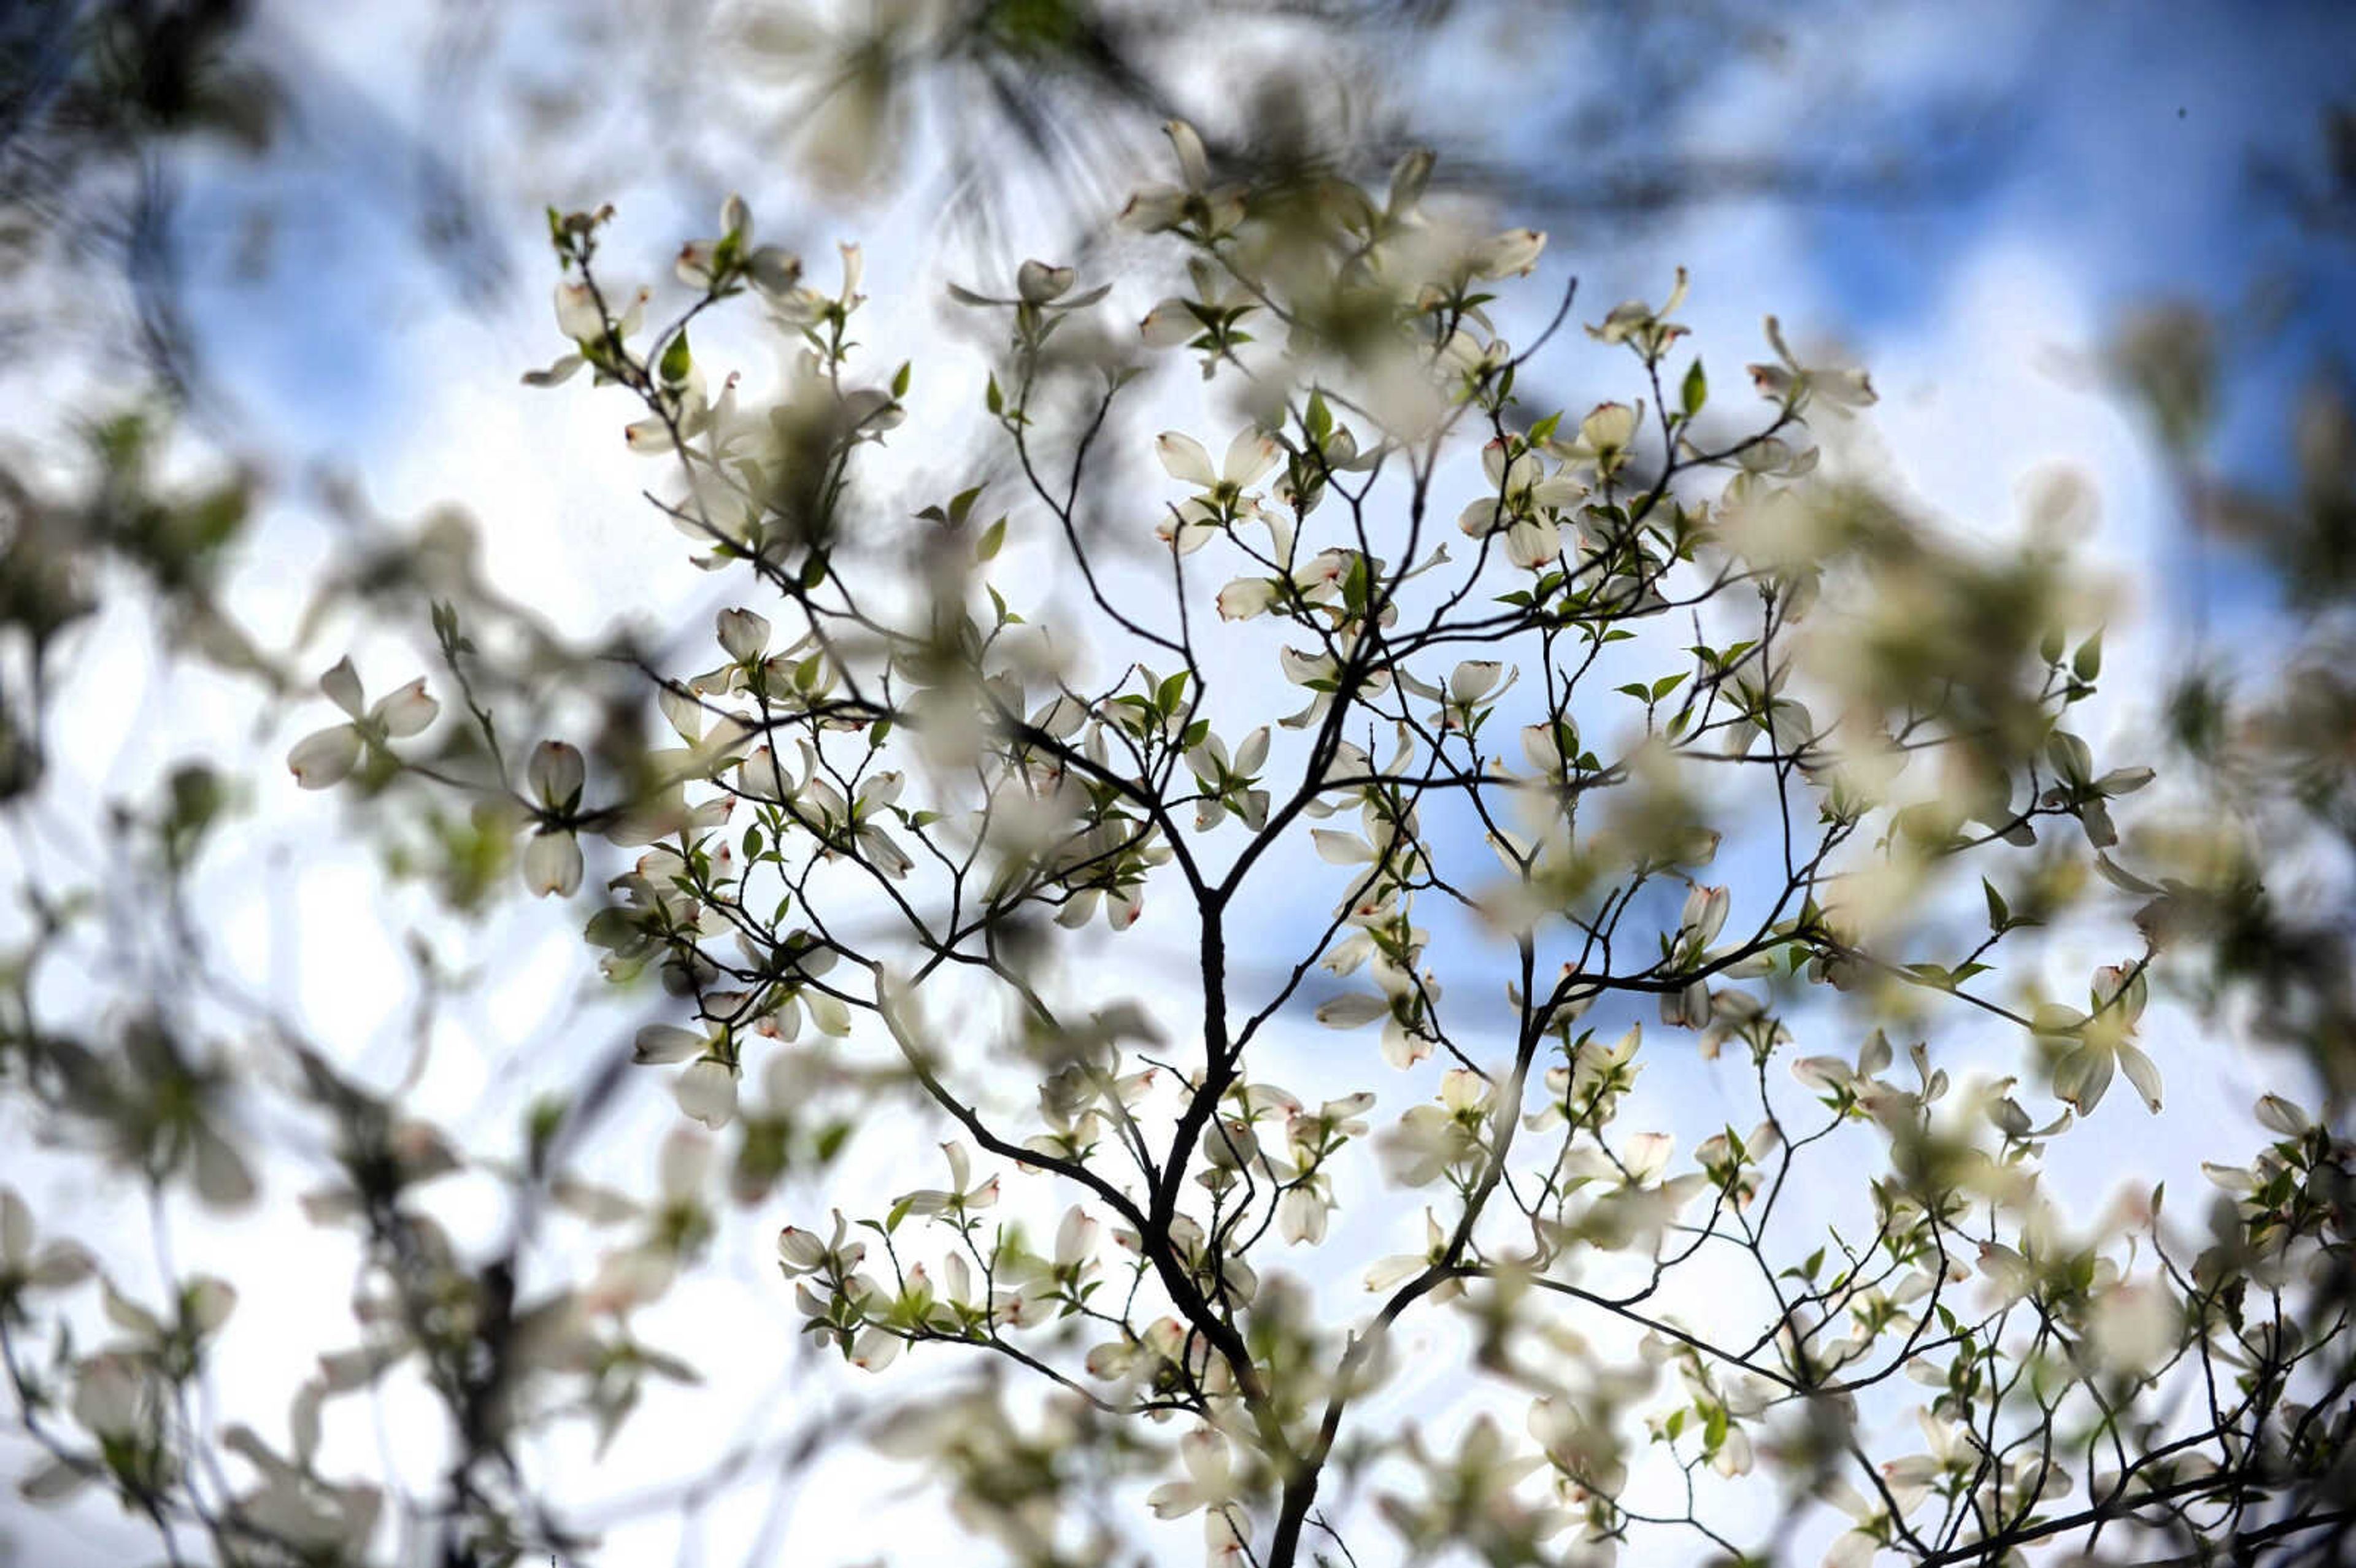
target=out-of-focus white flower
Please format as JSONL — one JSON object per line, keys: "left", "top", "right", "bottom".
{"left": 2041, "top": 963, "right": 2160, "bottom": 1115}
{"left": 521, "top": 739, "right": 586, "bottom": 897}
{"left": 1120, "top": 120, "right": 1247, "bottom": 239}
{"left": 1458, "top": 439, "right": 1584, "bottom": 573}
{"left": 1748, "top": 315, "right": 1875, "bottom": 411}
{"left": 1147, "top": 1424, "right": 1252, "bottom": 1566}
{"left": 286, "top": 658, "right": 438, "bottom": 789}
{"left": 524, "top": 278, "right": 652, "bottom": 386}
{"left": 674, "top": 192, "right": 802, "bottom": 297}
{"left": 895, "top": 1140, "right": 1001, "bottom": 1219}
{"left": 1366, "top": 1209, "right": 1462, "bottom": 1302}
{"left": 2087, "top": 1278, "right": 2181, "bottom": 1374}
{"left": 633, "top": 1021, "right": 743, "bottom": 1128}
{"left": 1817, "top": 1473, "right": 1921, "bottom": 1568}
{"left": 0, "top": 1188, "right": 93, "bottom": 1301}
{"left": 221, "top": 1382, "right": 382, "bottom": 1558}
{"left": 1550, "top": 401, "right": 1643, "bottom": 482}
{"left": 1587, "top": 267, "right": 1692, "bottom": 359}
{"left": 1463, "top": 227, "right": 1547, "bottom": 280}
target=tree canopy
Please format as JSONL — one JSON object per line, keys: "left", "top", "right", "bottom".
{"left": 1, "top": 6, "right": 2352, "bottom": 1567}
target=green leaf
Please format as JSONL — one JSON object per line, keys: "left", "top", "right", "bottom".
{"left": 1983, "top": 877, "right": 2011, "bottom": 931}
{"left": 1681, "top": 358, "right": 1707, "bottom": 417}
{"left": 891, "top": 360, "right": 912, "bottom": 398}
{"left": 977, "top": 516, "right": 1007, "bottom": 561}
{"left": 660, "top": 331, "right": 692, "bottom": 386}
{"left": 803, "top": 551, "right": 830, "bottom": 589}
{"left": 1304, "top": 390, "right": 1333, "bottom": 444}
{"left": 1155, "top": 670, "right": 1190, "bottom": 714}
{"left": 985, "top": 374, "right": 1004, "bottom": 416}
{"left": 2073, "top": 629, "right": 2103, "bottom": 681}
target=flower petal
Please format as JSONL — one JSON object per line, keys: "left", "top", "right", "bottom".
{"left": 369, "top": 679, "right": 439, "bottom": 738}
{"left": 523, "top": 831, "right": 585, "bottom": 898}
{"left": 1157, "top": 432, "right": 1217, "bottom": 487}
{"left": 319, "top": 657, "right": 366, "bottom": 720}
{"left": 288, "top": 724, "right": 363, "bottom": 790}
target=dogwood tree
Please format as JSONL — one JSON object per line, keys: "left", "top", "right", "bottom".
{"left": 4, "top": 118, "right": 2351, "bottom": 1568}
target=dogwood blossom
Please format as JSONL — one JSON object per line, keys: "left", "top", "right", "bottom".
{"left": 286, "top": 657, "right": 439, "bottom": 788}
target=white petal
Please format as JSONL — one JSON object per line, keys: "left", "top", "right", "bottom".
{"left": 1504, "top": 517, "right": 1561, "bottom": 570}
{"left": 527, "top": 740, "right": 585, "bottom": 807}
{"left": 675, "top": 1059, "right": 739, "bottom": 1129}
{"left": 1625, "top": 1131, "right": 1674, "bottom": 1183}
{"left": 633, "top": 1025, "right": 707, "bottom": 1065}
{"left": 1180, "top": 1425, "right": 1231, "bottom": 1489}
{"left": 1449, "top": 661, "right": 1505, "bottom": 704}
{"left": 1146, "top": 1480, "right": 1203, "bottom": 1520}
{"left": 369, "top": 679, "right": 438, "bottom": 737}
{"left": 1216, "top": 577, "right": 1278, "bottom": 620}
{"left": 555, "top": 280, "right": 606, "bottom": 342}
{"left": 660, "top": 1126, "right": 714, "bottom": 1197}
{"left": 2054, "top": 1045, "right": 2113, "bottom": 1115}
{"left": 1163, "top": 119, "right": 1209, "bottom": 188}
{"left": 26, "top": 1241, "right": 93, "bottom": 1289}
{"left": 523, "top": 832, "right": 583, "bottom": 898}
{"left": 777, "top": 1226, "right": 830, "bottom": 1272}
{"left": 18, "top": 1456, "right": 90, "bottom": 1502}
{"left": 717, "top": 607, "right": 772, "bottom": 663}
{"left": 1317, "top": 993, "right": 1389, "bottom": 1029}
{"left": 193, "top": 1126, "right": 257, "bottom": 1209}
{"left": 1140, "top": 299, "right": 1201, "bottom": 347}
{"left": 288, "top": 724, "right": 363, "bottom": 790}
{"left": 1680, "top": 885, "right": 1731, "bottom": 947}
{"left": 2118, "top": 1045, "right": 2163, "bottom": 1113}
{"left": 1312, "top": 829, "right": 1376, "bottom": 864}
{"left": 185, "top": 1276, "right": 238, "bottom": 1333}
{"left": 0, "top": 1189, "right": 31, "bottom": 1266}
{"left": 319, "top": 656, "right": 366, "bottom": 719}
{"left": 1120, "top": 186, "right": 1190, "bottom": 234}
{"left": 1016, "top": 259, "right": 1074, "bottom": 304}
{"left": 1469, "top": 228, "right": 1546, "bottom": 279}
{"left": 624, "top": 417, "right": 676, "bottom": 453}
{"left": 1221, "top": 428, "right": 1278, "bottom": 485}
{"left": 2255, "top": 1094, "right": 2310, "bottom": 1137}
{"left": 1157, "top": 432, "right": 1218, "bottom": 487}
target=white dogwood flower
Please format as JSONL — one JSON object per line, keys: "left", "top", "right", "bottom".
{"left": 287, "top": 658, "right": 438, "bottom": 789}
